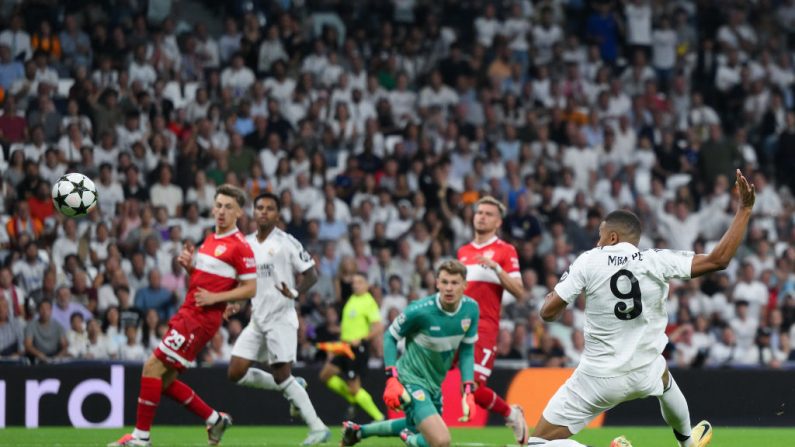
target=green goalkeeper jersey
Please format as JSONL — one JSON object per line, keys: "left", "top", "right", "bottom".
{"left": 386, "top": 293, "right": 480, "bottom": 392}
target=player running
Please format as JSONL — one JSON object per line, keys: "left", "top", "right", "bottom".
{"left": 226, "top": 192, "right": 330, "bottom": 445}
{"left": 341, "top": 260, "right": 479, "bottom": 447}
{"left": 110, "top": 184, "right": 257, "bottom": 447}
{"left": 319, "top": 273, "right": 385, "bottom": 422}
{"left": 456, "top": 196, "right": 528, "bottom": 444}
{"left": 529, "top": 169, "right": 756, "bottom": 447}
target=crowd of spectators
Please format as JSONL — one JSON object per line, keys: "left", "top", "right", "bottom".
{"left": 1, "top": 0, "right": 795, "bottom": 370}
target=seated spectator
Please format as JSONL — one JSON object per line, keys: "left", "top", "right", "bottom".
{"left": 496, "top": 328, "right": 522, "bottom": 360}
{"left": 51, "top": 285, "right": 92, "bottom": 332}
{"left": 380, "top": 275, "right": 407, "bottom": 320}
{"left": 24, "top": 299, "right": 68, "bottom": 363}
{"left": 119, "top": 324, "right": 146, "bottom": 362}
{"left": 528, "top": 333, "right": 566, "bottom": 367}
{"left": 66, "top": 312, "right": 89, "bottom": 358}
{"left": 85, "top": 318, "right": 117, "bottom": 360}
{"left": 0, "top": 299, "right": 24, "bottom": 359}
{"left": 134, "top": 270, "right": 176, "bottom": 321}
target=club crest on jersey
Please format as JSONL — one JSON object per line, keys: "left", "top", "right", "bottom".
{"left": 483, "top": 250, "right": 495, "bottom": 259}
{"left": 214, "top": 245, "right": 227, "bottom": 257}
{"left": 412, "top": 389, "right": 426, "bottom": 401}
{"left": 461, "top": 318, "right": 471, "bottom": 332}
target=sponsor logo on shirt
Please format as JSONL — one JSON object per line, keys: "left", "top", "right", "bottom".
{"left": 214, "top": 245, "right": 227, "bottom": 257}
{"left": 483, "top": 250, "right": 494, "bottom": 260}
{"left": 244, "top": 257, "right": 256, "bottom": 268}
{"left": 412, "top": 389, "right": 426, "bottom": 401}
{"left": 461, "top": 318, "right": 471, "bottom": 332}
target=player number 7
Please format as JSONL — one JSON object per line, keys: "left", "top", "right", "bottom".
{"left": 480, "top": 348, "right": 492, "bottom": 366}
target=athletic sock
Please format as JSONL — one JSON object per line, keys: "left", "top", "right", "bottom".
{"left": 361, "top": 418, "right": 407, "bottom": 438}
{"left": 237, "top": 367, "right": 280, "bottom": 390}
{"left": 405, "top": 433, "right": 430, "bottom": 447}
{"left": 473, "top": 385, "right": 511, "bottom": 418}
{"left": 354, "top": 388, "right": 384, "bottom": 421}
{"left": 279, "top": 376, "right": 326, "bottom": 431}
{"left": 657, "top": 375, "right": 694, "bottom": 447}
{"left": 134, "top": 376, "right": 162, "bottom": 436}
{"left": 526, "top": 437, "right": 589, "bottom": 447}
{"left": 164, "top": 380, "right": 215, "bottom": 421}
{"left": 325, "top": 375, "right": 356, "bottom": 404}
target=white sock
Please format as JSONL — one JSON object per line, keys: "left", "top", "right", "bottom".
{"left": 280, "top": 376, "right": 326, "bottom": 432}
{"left": 132, "top": 428, "right": 150, "bottom": 440}
{"left": 527, "top": 438, "right": 587, "bottom": 447}
{"left": 546, "top": 440, "right": 588, "bottom": 447}
{"left": 237, "top": 368, "right": 280, "bottom": 391}
{"left": 205, "top": 410, "right": 219, "bottom": 426}
{"left": 657, "top": 375, "right": 693, "bottom": 447}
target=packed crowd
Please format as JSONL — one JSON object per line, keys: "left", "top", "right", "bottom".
{"left": 0, "top": 0, "right": 794, "bottom": 370}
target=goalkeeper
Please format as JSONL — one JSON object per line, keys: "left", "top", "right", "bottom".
{"left": 341, "top": 260, "right": 480, "bottom": 447}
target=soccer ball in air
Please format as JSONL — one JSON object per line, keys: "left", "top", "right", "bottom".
{"left": 52, "top": 173, "right": 98, "bottom": 217}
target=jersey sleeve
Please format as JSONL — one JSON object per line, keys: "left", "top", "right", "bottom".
{"left": 388, "top": 305, "right": 420, "bottom": 340}
{"left": 652, "top": 249, "right": 695, "bottom": 281}
{"left": 366, "top": 296, "right": 382, "bottom": 325}
{"left": 462, "top": 302, "right": 479, "bottom": 344}
{"left": 500, "top": 244, "right": 521, "bottom": 277}
{"left": 232, "top": 239, "right": 257, "bottom": 281}
{"left": 554, "top": 252, "right": 589, "bottom": 304}
{"left": 288, "top": 234, "right": 315, "bottom": 273}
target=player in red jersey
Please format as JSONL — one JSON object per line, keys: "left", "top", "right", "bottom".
{"left": 457, "top": 196, "right": 528, "bottom": 444}
{"left": 110, "top": 185, "right": 257, "bottom": 447}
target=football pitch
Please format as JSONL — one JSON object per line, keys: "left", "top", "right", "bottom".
{"left": 2, "top": 426, "right": 794, "bottom": 447}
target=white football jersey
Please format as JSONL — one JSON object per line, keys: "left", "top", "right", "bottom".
{"left": 555, "top": 242, "right": 694, "bottom": 377}
{"left": 246, "top": 228, "right": 315, "bottom": 330}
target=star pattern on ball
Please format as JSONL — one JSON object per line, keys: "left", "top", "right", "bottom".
{"left": 53, "top": 191, "right": 70, "bottom": 209}
{"left": 71, "top": 200, "right": 90, "bottom": 216}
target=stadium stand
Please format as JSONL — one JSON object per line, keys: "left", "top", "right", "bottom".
{"left": 0, "top": 0, "right": 794, "bottom": 372}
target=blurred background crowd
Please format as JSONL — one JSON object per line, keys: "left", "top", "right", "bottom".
{"left": 0, "top": 0, "right": 794, "bottom": 370}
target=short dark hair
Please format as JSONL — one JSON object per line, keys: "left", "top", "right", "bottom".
{"left": 215, "top": 184, "right": 247, "bottom": 207}
{"left": 254, "top": 192, "right": 281, "bottom": 210}
{"left": 604, "top": 210, "right": 642, "bottom": 240}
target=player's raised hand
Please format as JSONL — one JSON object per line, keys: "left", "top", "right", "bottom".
{"left": 276, "top": 282, "right": 298, "bottom": 299}
{"left": 458, "top": 382, "right": 477, "bottom": 422}
{"left": 223, "top": 302, "right": 241, "bottom": 320}
{"left": 735, "top": 169, "right": 756, "bottom": 210}
{"left": 178, "top": 241, "right": 195, "bottom": 272}
{"left": 476, "top": 256, "right": 499, "bottom": 271}
{"left": 195, "top": 288, "right": 219, "bottom": 306}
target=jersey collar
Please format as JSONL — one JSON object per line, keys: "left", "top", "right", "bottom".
{"left": 471, "top": 235, "right": 498, "bottom": 249}
{"left": 435, "top": 293, "right": 462, "bottom": 316}
{"left": 214, "top": 228, "right": 239, "bottom": 239}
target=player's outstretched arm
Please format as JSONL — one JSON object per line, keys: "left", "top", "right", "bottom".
{"left": 194, "top": 279, "right": 257, "bottom": 306}
{"left": 691, "top": 169, "right": 756, "bottom": 278}
{"left": 540, "top": 290, "right": 568, "bottom": 322}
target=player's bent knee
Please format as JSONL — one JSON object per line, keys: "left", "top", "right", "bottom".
{"left": 142, "top": 355, "right": 168, "bottom": 378}
{"left": 227, "top": 357, "right": 250, "bottom": 382}
{"left": 271, "top": 363, "right": 292, "bottom": 383}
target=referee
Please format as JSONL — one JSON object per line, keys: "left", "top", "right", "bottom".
{"left": 318, "top": 272, "right": 385, "bottom": 421}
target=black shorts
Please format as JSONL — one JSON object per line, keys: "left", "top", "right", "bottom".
{"left": 331, "top": 342, "right": 369, "bottom": 380}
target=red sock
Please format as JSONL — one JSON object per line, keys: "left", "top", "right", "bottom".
{"left": 164, "top": 380, "right": 214, "bottom": 421}
{"left": 474, "top": 385, "right": 512, "bottom": 418}
{"left": 135, "top": 377, "right": 163, "bottom": 432}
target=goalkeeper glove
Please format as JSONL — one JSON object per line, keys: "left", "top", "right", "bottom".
{"left": 458, "top": 381, "right": 477, "bottom": 422}
{"left": 382, "top": 367, "right": 411, "bottom": 410}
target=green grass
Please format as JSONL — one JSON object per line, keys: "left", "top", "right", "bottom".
{"left": 2, "top": 426, "right": 793, "bottom": 447}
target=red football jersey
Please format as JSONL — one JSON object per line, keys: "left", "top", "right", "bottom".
{"left": 457, "top": 236, "right": 520, "bottom": 332}
{"left": 183, "top": 229, "right": 257, "bottom": 321}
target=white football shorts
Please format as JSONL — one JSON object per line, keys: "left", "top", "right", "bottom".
{"left": 542, "top": 355, "right": 667, "bottom": 434}
{"left": 231, "top": 322, "right": 297, "bottom": 364}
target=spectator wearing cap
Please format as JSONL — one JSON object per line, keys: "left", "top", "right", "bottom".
{"left": 24, "top": 299, "right": 68, "bottom": 364}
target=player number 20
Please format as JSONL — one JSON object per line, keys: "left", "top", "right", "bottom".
{"left": 610, "top": 269, "right": 642, "bottom": 320}
{"left": 164, "top": 329, "right": 186, "bottom": 350}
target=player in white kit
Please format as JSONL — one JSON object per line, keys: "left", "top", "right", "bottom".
{"left": 227, "top": 192, "right": 331, "bottom": 445}
{"left": 529, "top": 170, "right": 756, "bottom": 447}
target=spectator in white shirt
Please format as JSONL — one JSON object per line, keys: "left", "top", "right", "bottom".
{"left": 0, "top": 15, "right": 32, "bottom": 61}
{"left": 149, "top": 165, "right": 184, "bottom": 217}
{"left": 128, "top": 45, "right": 157, "bottom": 88}
{"left": 221, "top": 53, "right": 255, "bottom": 98}
{"left": 475, "top": 3, "right": 501, "bottom": 48}
{"left": 67, "top": 312, "right": 89, "bottom": 358}
{"left": 85, "top": 318, "right": 117, "bottom": 360}
{"left": 532, "top": 6, "right": 563, "bottom": 66}
{"left": 257, "top": 25, "right": 288, "bottom": 74}
{"left": 733, "top": 263, "right": 769, "bottom": 323}
{"left": 652, "top": 15, "right": 677, "bottom": 89}
{"left": 119, "top": 324, "right": 146, "bottom": 362}
{"left": 624, "top": 0, "right": 652, "bottom": 54}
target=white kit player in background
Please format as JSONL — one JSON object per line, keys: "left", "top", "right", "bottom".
{"left": 529, "top": 170, "right": 756, "bottom": 447}
{"left": 226, "top": 192, "right": 331, "bottom": 445}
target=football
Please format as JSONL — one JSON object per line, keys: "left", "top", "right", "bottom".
{"left": 52, "top": 173, "right": 98, "bottom": 217}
